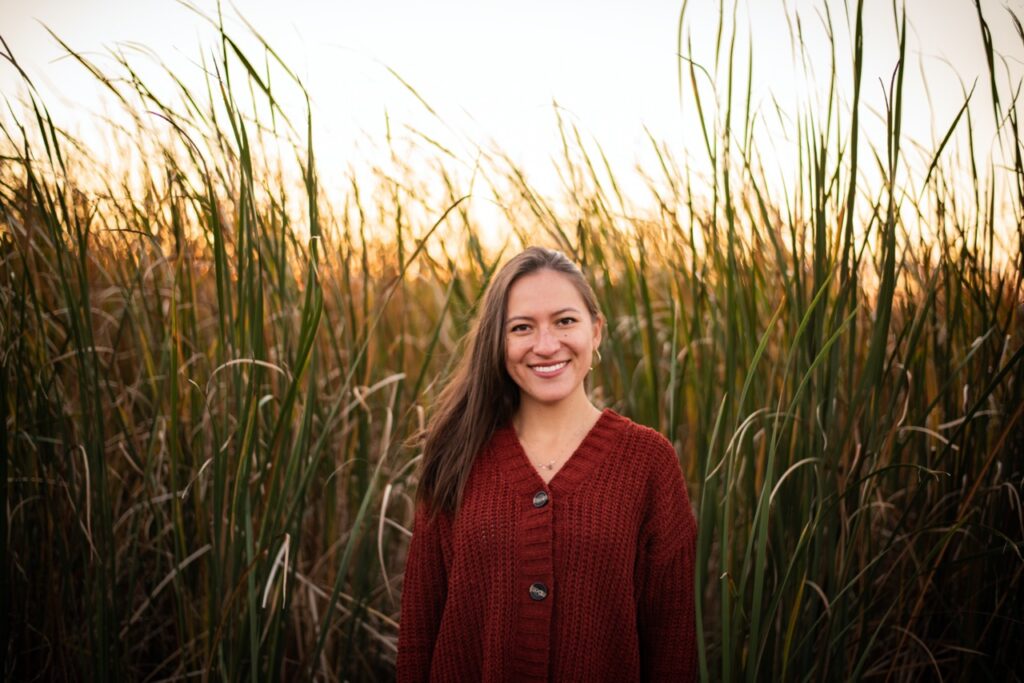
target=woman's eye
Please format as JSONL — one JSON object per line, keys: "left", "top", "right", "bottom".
{"left": 509, "top": 324, "right": 529, "bottom": 333}
{"left": 557, "top": 317, "right": 577, "bottom": 326}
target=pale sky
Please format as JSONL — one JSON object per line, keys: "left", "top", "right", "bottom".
{"left": 2, "top": 0, "right": 1023, "bottom": 210}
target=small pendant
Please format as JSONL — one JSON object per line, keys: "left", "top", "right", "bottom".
{"left": 540, "top": 461, "right": 555, "bottom": 470}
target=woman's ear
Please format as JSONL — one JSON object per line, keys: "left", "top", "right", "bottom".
{"left": 592, "top": 314, "right": 604, "bottom": 347}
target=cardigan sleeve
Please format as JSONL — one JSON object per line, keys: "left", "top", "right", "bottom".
{"left": 636, "top": 435, "right": 698, "bottom": 681}
{"left": 396, "top": 499, "right": 450, "bottom": 683}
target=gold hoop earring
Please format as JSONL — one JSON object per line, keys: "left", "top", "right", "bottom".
{"left": 590, "top": 348, "right": 602, "bottom": 371}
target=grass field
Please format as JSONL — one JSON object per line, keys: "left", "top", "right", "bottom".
{"left": 2, "top": 1, "right": 1023, "bottom": 680}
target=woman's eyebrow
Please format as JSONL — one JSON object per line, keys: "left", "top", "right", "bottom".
{"left": 506, "top": 307, "right": 581, "bottom": 324}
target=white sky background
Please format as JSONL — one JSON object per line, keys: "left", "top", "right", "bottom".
{"left": 2, "top": 0, "right": 1023, "bottom": 238}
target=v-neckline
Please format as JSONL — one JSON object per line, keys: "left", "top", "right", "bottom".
{"left": 514, "top": 410, "right": 604, "bottom": 484}
{"left": 490, "top": 408, "right": 627, "bottom": 498}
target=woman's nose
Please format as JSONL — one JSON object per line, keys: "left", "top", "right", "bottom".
{"left": 534, "top": 326, "right": 560, "bottom": 354}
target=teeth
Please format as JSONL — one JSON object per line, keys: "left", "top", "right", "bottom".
{"left": 533, "top": 361, "right": 568, "bottom": 373}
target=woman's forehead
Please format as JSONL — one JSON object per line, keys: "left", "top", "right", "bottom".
{"left": 506, "top": 271, "right": 586, "bottom": 316}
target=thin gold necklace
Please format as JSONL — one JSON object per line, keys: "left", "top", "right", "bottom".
{"left": 518, "top": 417, "right": 596, "bottom": 472}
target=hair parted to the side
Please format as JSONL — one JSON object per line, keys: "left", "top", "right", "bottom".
{"left": 417, "top": 246, "right": 603, "bottom": 515}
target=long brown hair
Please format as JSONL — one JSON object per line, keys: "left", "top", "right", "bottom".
{"left": 417, "top": 246, "right": 602, "bottom": 515}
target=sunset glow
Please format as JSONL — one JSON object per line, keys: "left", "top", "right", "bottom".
{"left": 3, "top": 0, "right": 1022, "bottom": 206}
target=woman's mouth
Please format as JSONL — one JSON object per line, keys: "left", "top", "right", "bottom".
{"left": 530, "top": 360, "right": 569, "bottom": 377}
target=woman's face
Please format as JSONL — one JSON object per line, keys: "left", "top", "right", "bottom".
{"left": 503, "top": 269, "right": 602, "bottom": 411}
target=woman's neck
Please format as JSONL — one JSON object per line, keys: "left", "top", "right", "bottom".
{"left": 513, "top": 391, "right": 601, "bottom": 441}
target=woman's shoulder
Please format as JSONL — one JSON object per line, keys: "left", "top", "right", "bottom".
{"left": 603, "top": 409, "right": 680, "bottom": 474}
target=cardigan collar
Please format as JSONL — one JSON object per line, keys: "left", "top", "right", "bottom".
{"left": 489, "top": 408, "right": 629, "bottom": 498}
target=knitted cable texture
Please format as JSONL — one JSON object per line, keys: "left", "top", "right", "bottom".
{"left": 396, "top": 409, "right": 697, "bottom": 682}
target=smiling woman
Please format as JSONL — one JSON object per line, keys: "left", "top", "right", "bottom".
{"left": 398, "top": 247, "right": 697, "bottom": 681}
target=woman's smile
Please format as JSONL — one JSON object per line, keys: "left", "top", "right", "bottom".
{"left": 529, "top": 360, "right": 570, "bottom": 376}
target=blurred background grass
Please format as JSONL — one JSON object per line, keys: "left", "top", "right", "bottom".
{"left": 2, "top": 1, "right": 1023, "bottom": 680}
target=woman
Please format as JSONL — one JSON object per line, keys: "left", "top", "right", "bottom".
{"left": 396, "top": 247, "right": 697, "bottom": 682}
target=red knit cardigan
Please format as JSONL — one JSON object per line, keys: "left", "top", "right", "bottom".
{"left": 396, "top": 409, "right": 697, "bottom": 682}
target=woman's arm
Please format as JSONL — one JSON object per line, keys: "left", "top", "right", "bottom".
{"left": 636, "top": 434, "right": 698, "bottom": 681}
{"left": 396, "top": 500, "right": 450, "bottom": 683}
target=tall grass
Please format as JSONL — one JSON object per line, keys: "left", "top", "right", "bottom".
{"left": 2, "top": 1, "right": 1022, "bottom": 680}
